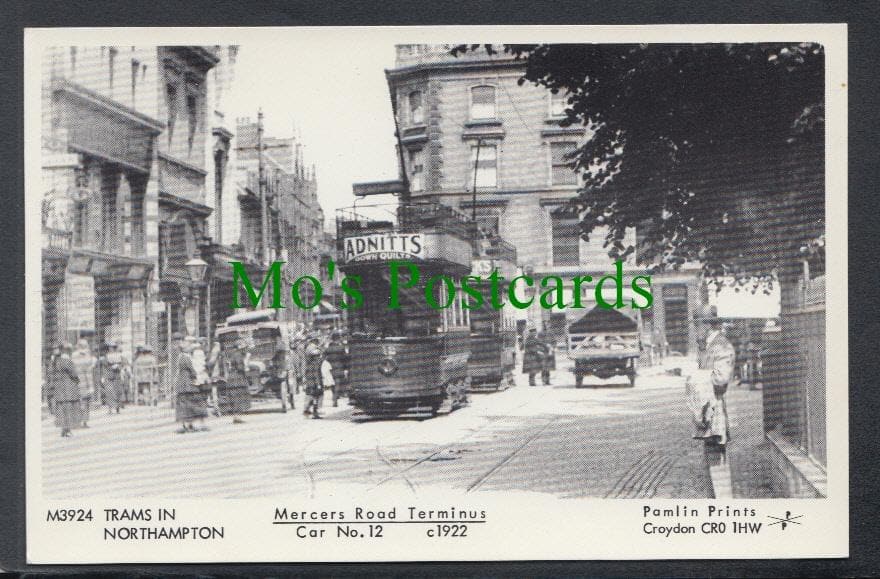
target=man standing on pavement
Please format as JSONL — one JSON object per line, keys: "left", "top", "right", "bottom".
{"left": 691, "top": 304, "right": 735, "bottom": 461}
{"left": 303, "top": 334, "right": 325, "bottom": 419}
{"left": 522, "top": 327, "right": 546, "bottom": 387}
{"left": 537, "top": 323, "right": 556, "bottom": 386}
{"left": 323, "top": 330, "right": 349, "bottom": 407}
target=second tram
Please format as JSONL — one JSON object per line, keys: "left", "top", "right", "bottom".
{"left": 467, "top": 237, "right": 518, "bottom": 391}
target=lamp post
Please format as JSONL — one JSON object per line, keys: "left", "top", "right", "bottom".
{"left": 185, "top": 257, "right": 208, "bottom": 338}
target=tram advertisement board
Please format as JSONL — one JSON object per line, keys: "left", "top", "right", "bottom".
{"left": 342, "top": 231, "right": 472, "bottom": 267}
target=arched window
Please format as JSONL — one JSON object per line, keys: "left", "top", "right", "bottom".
{"left": 470, "top": 85, "right": 496, "bottom": 120}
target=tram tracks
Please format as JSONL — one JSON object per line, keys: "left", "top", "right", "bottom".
{"left": 603, "top": 449, "right": 681, "bottom": 499}
{"left": 371, "top": 399, "right": 532, "bottom": 491}
{"left": 465, "top": 417, "right": 559, "bottom": 493}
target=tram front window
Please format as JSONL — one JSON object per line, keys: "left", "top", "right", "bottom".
{"left": 349, "top": 273, "right": 439, "bottom": 338}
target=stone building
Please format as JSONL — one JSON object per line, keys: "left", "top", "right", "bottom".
{"left": 40, "top": 45, "right": 236, "bottom": 365}
{"left": 231, "top": 117, "right": 328, "bottom": 323}
{"left": 384, "top": 45, "right": 701, "bottom": 350}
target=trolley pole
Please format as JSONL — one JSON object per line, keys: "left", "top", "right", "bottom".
{"left": 257, "top": 109, "right": 270, "bottom": 265}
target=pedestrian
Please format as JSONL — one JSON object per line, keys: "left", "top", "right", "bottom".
{"left": 691, "top": 304, "right": 735, "bottom": 459}
{"left": 166, "top": 331, "right": 185, "bottom": 402}
{"left": 522, "top": 327, "right": 546, "bottom": 387}
{"left": 289, "top": 332, "right": 306, "bottom": 396}
{"left": 224, "top": 338, "right": 252, "bottom": 424}
{"left": 45, "top": 345, "right": 61, "bottom": 422}
{"left": 323, "top": 330, "right": 349, "bottom": 407}
{"left": 101, "top": 342, "right": 128, "bottom": 415}
{"left": 52, "top": 343, "right": 80, "bottom": 438}
{"left": 133, "top": 345, "right": 158, "bottom": 405}
{"left": 71, "top": 339, "right": 96, "bottom": 428}
{"left": 175, "top": 338, "right": 208, "bottom": 433}
{"left": 303, "top": 334, "right": 324, "bottom": 419}
{"left": 537, "top": 324, "right": 556, "bottom": 386}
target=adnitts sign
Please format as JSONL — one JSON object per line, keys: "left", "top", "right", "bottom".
{"left": 342, "top": 233, "right": 424, "bottom": 263}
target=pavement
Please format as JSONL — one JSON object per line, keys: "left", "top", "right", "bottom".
{"left": 40, "top": 357, "right": 774, "bottom": 500}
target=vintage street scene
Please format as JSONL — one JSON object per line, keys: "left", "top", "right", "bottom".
{"left": 39, "top": 41, "right": 826, "bottom": 501}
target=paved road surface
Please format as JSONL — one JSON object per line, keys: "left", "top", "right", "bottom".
{"left": 41, "top": 362, "right": 714, "bottom": 500}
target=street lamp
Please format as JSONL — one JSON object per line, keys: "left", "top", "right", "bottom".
{"left": 185, "top": 257, "right": 209, "bottom": 338}
{"left": 185, "top": 257, "right": 209, "bottom": 284}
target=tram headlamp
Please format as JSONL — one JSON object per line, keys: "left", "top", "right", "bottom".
{"left": 378, "top": 357, "right": 398, "bottom": 376}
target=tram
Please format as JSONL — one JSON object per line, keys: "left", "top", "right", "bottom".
{"left": 337, "top": 202, "right": 474, "bottom": 418}
{"left": 467, "top": 236, "right": 518, "bottom": 391}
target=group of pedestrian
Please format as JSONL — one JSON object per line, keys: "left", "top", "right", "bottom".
{"left": 522, "top": 326, "right": 556, "bottom": 387}
{"left": 45, "top": 339, "right": 130, "bottom": 438}
{"left": 46, "top": 324, "right": 353, "bottom": 437}
{"left": 167, "top": 332, "right": 253, "bottom": 434}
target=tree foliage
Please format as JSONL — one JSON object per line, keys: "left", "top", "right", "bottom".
{"left": 451, "top": 43, "right": 825, "bottom": 286}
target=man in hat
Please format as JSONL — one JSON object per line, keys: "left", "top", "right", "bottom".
{"left": 522, "top": 327, "right": 546, "bottom": 387}
{"left": 537, "top": 323, "right": 556, "bottom": 386}
{"left": 691, "top": 304, "right": 735, "bottom": 456}
{"left": 303, "top": 333, "right": 325, "bottom": 418}
{"left": 323, "top": 330, "right": 349, "bottom": 407}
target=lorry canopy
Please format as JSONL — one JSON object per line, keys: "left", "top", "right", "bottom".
{"left": 568, "top": 307, "right": 638, "bottom": 334}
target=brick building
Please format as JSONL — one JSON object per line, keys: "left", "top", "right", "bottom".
{"left": 384, "top": 44, "right": 701, "bottom": 350}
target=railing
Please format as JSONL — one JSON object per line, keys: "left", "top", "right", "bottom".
{"left": 42, "top": 227, "right": 72, "bottom": 250}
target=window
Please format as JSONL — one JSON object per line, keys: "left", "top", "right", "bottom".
{"left": 551, "top": 142, "right": 578, "bottom": 186}
{"left": 470, "top": 144, "right": 497, "bottom": 188}
{"left": 166, "top": 83, "right": 177, "bottom": 146}
{"left": 108, "top": 47, "right": 117, "bottom": 90}
{"left": 550, "top": 91, "right": 568, "bottom": 117}
{"left": 408, "top": 149, "right": 424, "bottom": 192}
{"left": 551, "top": 210, "right": 580, "bottom": 266}
{"left": 186, "top": 93, "right": 198, "bottom": 152}
{"left": 408, "top": 91, "right": 424, "bottom": 124}
{"left": 470, "top": 85, "right": 496, "bottom": 120}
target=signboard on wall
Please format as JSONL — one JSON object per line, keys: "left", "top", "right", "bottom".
{"left": 65, "top": 273, "right": 94, "bottom": 331}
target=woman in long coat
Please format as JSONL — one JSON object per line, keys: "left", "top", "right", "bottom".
{"left": 52, "top": 344, "right": 81, "bottom": 438}
{"left": 101, "top": 342, "right": 127, "bottom": 415}
{"left": 175, "top": 341, "right": 208, "bottom": 433}
{"left": 522, "top": 328, "right": 546, "bottom": 387}
{"left": 71, "top": 339, "right": 96, "bottom": 428}
{"left": 224, "top": 339, "right": 252, "bottom": 424}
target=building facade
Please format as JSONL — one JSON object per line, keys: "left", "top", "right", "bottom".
{"left": 41, "top": 45, "right": 239, "bottom": 366}
{"left": 231, "top": 117, "right": 328, "bottom": 323}
{"left": 385, "top": 45, "right": 700, "bottom": 350}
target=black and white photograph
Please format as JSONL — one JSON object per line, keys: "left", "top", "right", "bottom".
{"left": 24, "top": 25, "right": 847, "bottom": 562}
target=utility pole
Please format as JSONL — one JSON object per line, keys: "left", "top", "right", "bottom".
{"left": 471, "top": 138, "right": 484, "bottom": 257}
{"left": 257, "top": 108, "right": 269, "bottom": 265}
